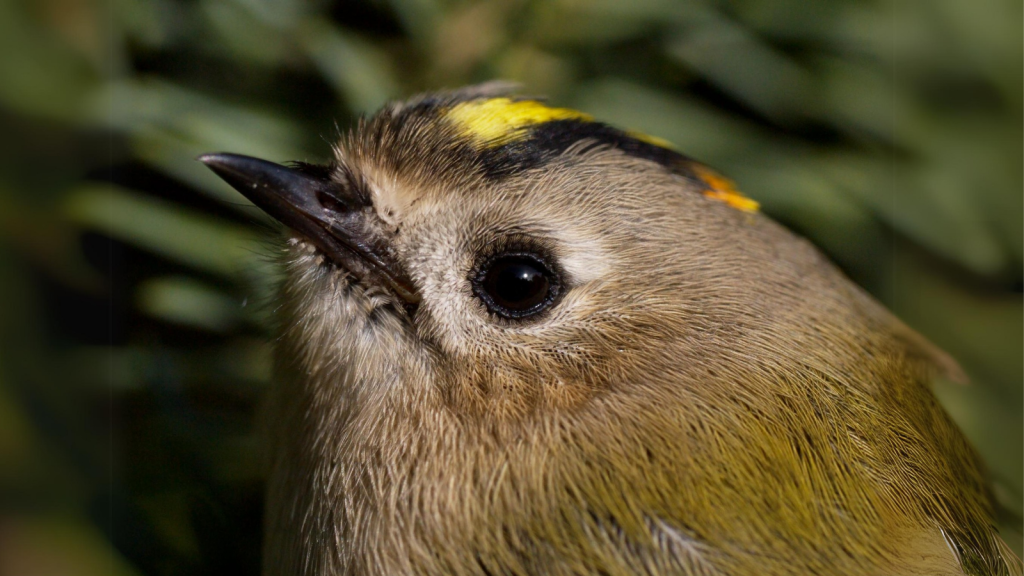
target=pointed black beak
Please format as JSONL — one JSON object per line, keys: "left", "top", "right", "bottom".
{"left": 198, "top": 153, "right": 420, "bottom": 305}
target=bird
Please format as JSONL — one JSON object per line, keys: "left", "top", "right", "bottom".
{"left": 199, "top": 83, "right": 1022, "bottom": 576}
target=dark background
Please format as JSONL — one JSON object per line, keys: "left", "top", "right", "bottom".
{"left": 0, "top": 0, "right": 1020, "bottom": 573}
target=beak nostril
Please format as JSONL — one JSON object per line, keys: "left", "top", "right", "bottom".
{"left": 317, "top": 188, "right": 356, "bottom": 214}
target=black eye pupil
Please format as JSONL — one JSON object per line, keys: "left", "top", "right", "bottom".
{"left": 488, "top": 259, "right": 548, "bottom": 307}
{"left": 474, "top": 254, "right": 559, "bottom": 319}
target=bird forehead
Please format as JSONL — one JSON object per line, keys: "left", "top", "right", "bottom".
{"left": 345, "top": 91, "right": 760, "bottom": 217}
{"left": 420, "top": 95, "right": 758, "bottom": 212}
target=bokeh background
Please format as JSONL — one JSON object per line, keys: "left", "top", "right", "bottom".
{"left": 1, "top": 0, "right": 1020, "bottom": 573}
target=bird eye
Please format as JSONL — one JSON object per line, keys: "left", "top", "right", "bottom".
{"left": 473, "top": 252, "right": 561, "bottom": 319}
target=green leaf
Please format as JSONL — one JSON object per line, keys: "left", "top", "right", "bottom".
{"left": 62, "top": 184, "right": 265, "bottom": 279}
{"left": 136, "top": 276, "right": 243, "bottom": 332}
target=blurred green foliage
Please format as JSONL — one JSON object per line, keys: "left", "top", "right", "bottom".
{"left": 0, "top": 0, "right": 1020, "bottom": 573}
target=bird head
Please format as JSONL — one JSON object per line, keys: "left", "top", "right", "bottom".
{"left": 199, "top": 84, "right": 904, "bottom": 421}
{"left": 199, "top": 84, "right": 1005, "bottom": 576}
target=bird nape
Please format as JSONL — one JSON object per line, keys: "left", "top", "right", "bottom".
{"left": 200, "top": 84, "right": 1022, "bottom": 576}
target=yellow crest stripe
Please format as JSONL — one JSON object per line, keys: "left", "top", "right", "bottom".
{"left": 443, "top": 97, "right": 757, "bottom": 213}
{"left": 692, "top": 165, "right": 760, "bottom": 213}
{"left": 446, "top": 98, "right": 593, "bottom": 148}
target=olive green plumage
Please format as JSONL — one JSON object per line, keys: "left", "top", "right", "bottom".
{"left": 200, "top": 84, "right": 1021, "bottom": 576}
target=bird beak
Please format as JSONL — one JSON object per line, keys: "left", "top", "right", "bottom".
{"left": 198, "top": 153, "right": 420, "bottom": 306}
